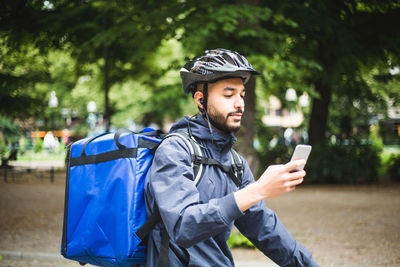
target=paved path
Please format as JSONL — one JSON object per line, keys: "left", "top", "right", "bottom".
{"left": 1, "top": 172, "right": 399, "bottom": 266}
{"left": 0, "top": 250, "right": 276, "bottom": 267}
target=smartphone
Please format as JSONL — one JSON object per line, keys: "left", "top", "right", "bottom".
{"left": 290, "top": 145, "right": 312, "bottom": 171}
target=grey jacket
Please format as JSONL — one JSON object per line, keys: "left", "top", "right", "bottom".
{"left": 144, "top": 114, "right": 319, "bottom": 266}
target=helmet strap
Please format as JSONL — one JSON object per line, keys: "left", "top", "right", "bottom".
{"left": 198, "top": 83, "right": 214, "bottom": 139}
{"left": 198, "top": 83, "right": 208, "bottom": 116}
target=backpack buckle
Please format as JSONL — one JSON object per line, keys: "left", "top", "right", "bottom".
{"left": 232, "top": 164, "right": 243, "bottom": 178}
{"left": 237, "top": 164, "right": 243, "bottom": 173}
{"left": 193, "top": 155, "right": 203, "bottom": 165}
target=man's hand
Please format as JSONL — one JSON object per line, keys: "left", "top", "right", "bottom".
{"left": 234, "top": 159, "right": 306, "bottom": 212}
{"left": 257, "top": 159, "right": 306, "bottom": 199}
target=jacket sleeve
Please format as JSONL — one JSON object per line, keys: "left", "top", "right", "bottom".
{"left": 146, "top": 136, "right": 244, "bottom": 248}
{"left": 235, "top": 159, "right": 320, "bottom": 267}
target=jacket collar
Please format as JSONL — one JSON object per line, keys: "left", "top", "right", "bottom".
{"left": 170, "top": 114, "right": 237, "bottom": 152}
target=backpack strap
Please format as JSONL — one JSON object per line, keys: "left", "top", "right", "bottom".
{"left": 167, "top": 131, "right": 243, "bottom": 187}
{"left": 166, "top": 131, "right": 205, "bottom": 186}
{"left": 143, "top": 131, "right": 244, "bottom": 267}
{"left": 135, "top": 207, "right": 190, "bottom": 267}
{"left": 230, "top": 149, "right": 243, "bottom": 187}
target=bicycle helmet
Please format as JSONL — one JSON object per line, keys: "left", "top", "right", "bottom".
{"left": 180, "top": 48, "right": 259, "bottom": 95}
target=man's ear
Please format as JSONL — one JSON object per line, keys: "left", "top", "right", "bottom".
{"left": 194, "top": 91, "right": 204, "bottom": 110}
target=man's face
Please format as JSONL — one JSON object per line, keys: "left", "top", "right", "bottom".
{"left": 206, "top": 78, "right": 245, "bottom": 133}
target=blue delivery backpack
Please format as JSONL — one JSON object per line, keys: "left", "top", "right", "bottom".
{"left": 61, "top": 128, "right": 243, "bottom": 267}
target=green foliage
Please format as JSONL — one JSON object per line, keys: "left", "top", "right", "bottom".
{"left": 0, "top": 41, "right": 48, "bottom": 118}
{"left": 17, "top": 136, "right": 30, "bottom": 156}
{"left": 256, "top": 144, "right": 291, "bottom": 176}
{"left": 1, "top": 0, "right": 185, "bottom": 130}
{"left": 17, "top": 148, "right": 66, "bottom": 162}
{"left": 107, "top": 38, "right": 197, "bottom": 129}
{"left": 1, "top": 0, "right": 400, "bottom": 153}
{"left": 0, "top": 115, "right": 20, "bottom": 142}
{"left": 251, "top": 54, "right": 319, "bottom": 101}
{"left": 0, "top": 136, "right": 6, "bottom": 159}
{"left": 378, "top": 145, "right": 400, "bottom": 181}
{"left": 256, "top": 125, "right": 383, "bottom": 184}
{"left": 267, "top": 143, "right": 291, "bottom": 164}
{"left": 266, "top": 0, "right": 400, "bottom": 145}
{"left": 306, "top": 142, "right": 381, "bottom": 184}
{"left": 70, "top": 124, "right": 89, "bottom": 141}
{"left": 369, "top": 124, "right": 384, "bottom": 151}
{"left": 387, "top": 154, "right": 400, "bottom": 182}
{"left": 263, "top": 141, "right": 382, "bottom": 184}
{"left": 328, "top": 65, "right": 400, "bottom": 142}
{"left": 34, "top": 138, "right": 43, "bottom": 153}
{"left": 0, "top": 115, "right": 21, "bottom": 159}
{"left": 227, "top": 231, "right": 254, "bottom": 249}
{"left": 176, "top": 2, "right": 290, "bottom": 56}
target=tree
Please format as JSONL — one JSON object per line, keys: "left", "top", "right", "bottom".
{"left": 110, "top": 39, "right": 194, "bottom": 130}
{"left": 2, "top": 0, "right": 399, "bottom": 169}
{"left": 168, "top": 1, "right": 294, "bottom": 172}
{"left": 268, "top": 0, "right": 400, "bottom": 146}
{"left": 0, "top": 115, "right": 21, "bottom": 165}
{"left": 0, "top": 40, "right": 49, "bottom": 118}
{"left": 1, "top": 0, "right": 181, "bottom": 130}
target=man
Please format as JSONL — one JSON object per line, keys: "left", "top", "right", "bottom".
{"left": 145, "top": 49, "right": 319, "bottom": 266}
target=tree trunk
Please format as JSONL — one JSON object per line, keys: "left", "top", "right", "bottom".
{"left": 230, "top": 0, "right": 259, "bottom": 174}
{"left": 236, "top": 75, "right": 259, "bottom": 174}
{"left": 103, "top": 9, "right": 111, "bottom": 132}
{"left": 308, "top": 80, "right": 332, "bottom": 146}
{"left": 103, "top": 45, "right": 111, "bottom": 132}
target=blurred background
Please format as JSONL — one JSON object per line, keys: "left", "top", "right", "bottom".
{"left": 1, "top": 0, "right": 399, "bottom": 182}
{"left": 0, "top": 0, "right": 400, "bottom": 266}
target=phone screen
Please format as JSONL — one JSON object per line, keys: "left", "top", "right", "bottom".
{"left": 290, "top": 145, "right": 312, "bottom": 171}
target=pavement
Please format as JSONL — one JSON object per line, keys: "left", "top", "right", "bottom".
{"left": 0, "top": 161, "right": 276, "bottom": 267}
{"left": 0, "top": 250, "right": 276, "bottom": 267}
{"left": 1, "top": 160, "right": 400, "bottom": 266}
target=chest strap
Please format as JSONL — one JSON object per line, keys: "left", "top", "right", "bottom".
{"left": 190, "top": 154, "right": 242, "bottom": 187}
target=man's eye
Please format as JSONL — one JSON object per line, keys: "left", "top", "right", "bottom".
{"left": 225, "top": 95, "right": 233, "bottom": 98}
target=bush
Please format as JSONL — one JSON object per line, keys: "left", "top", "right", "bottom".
{"left": 256, "top": 140, "right": 382, "bottom": 184}
{"left": 34, "top": 137, "right": 43, "bottom": 153}
{"left": 256, "top": 143, "right": 293, "bottom": 177}
{"left": 305, "top": 141, "right": 381, "bottom": 184}
{"left": 0, "top": 115, "right": 21, "bottom": 161}
{"left": 387, "top": 154, "right": 400, "bottom": 182}
{"left": 0, "top": 136, "right": 6, "bottom": 159}
{"left": 227, "top": 231, "right": 254, "bottom": 248}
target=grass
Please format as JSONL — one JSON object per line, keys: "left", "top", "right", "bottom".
{"left": 228, "top": 230, "right": 254, "bottom": 249}
{"left": 17, "top": 149, "right": 66, "bottom": 162}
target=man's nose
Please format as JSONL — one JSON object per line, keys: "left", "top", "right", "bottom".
{"left": 234, "top": 95, "right": 245, "bottom": 109}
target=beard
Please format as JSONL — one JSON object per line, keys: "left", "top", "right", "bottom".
{"left": 207, "top": 105, "right": 243, "bottom": 133}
